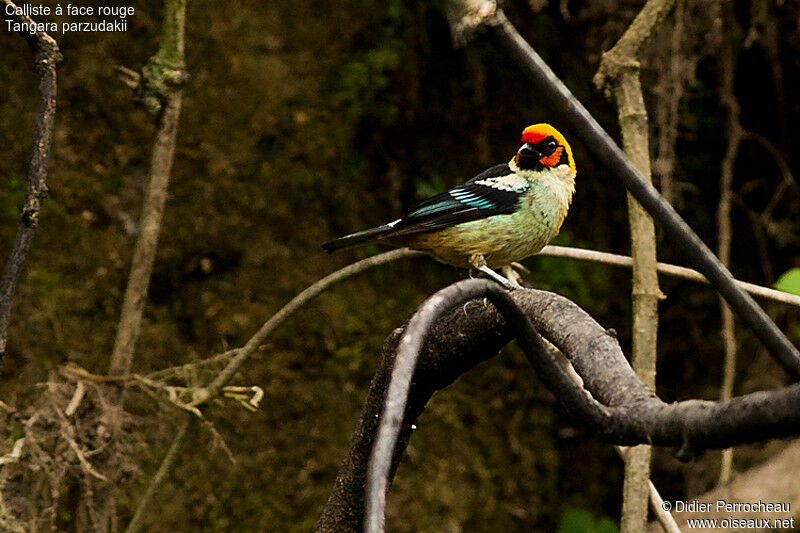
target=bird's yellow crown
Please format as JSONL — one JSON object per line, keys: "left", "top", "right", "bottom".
{"left": 520, "top": 123, "right": 576, "bottom": 175}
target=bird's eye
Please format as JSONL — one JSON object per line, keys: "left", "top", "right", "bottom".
{"left": 544, "top": 140, "right": 558, "bottom": 152}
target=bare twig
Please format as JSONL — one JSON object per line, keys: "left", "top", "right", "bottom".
{"left": 594, "top": 0, "right": 672, "bottom": 527}
{"left": 538, "top": 246, "right": 800, "bottom": 307}
{"left": 65, "top": 438, "right": 107, "bottom": 482}
{"left": 652, "top": 0, "right": 689, "bottom": 207}
{"left": 124, "top": 415, "right": 195, "bottom": 533}
{"left": 145, "top": 348, "right": 239, "bottom": 381}
{"left": 191, "top": 249, "right": 425, "bottom": 406}
{"left": 64, "top": 381, "right": 86, "bottom": 417}
{"left": 0, "top": 0, "right": 62, "bottom": 369}
{"left": 109, "top": 0, "right": 189, "bottom": 378}
{"left": 648, "top": 481, "right": 682, "bottom": 533}
{"left": 130, "top": 249, "right": 425, "bottom": 531}
{"left": 744, "top": 132, "right": 800, "bottom": 230}
{"left": 89, "top": 0, "right": 190, "bottom": 527}
{"left": 716, "top": 2, "right": 743, "bottom": 485}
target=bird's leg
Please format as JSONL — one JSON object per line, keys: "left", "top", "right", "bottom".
{"left": 465, "top": 266, "right": 491, "bottom": 308}
{"left": 469, "top": 253, "right": 517, "bottom": 290}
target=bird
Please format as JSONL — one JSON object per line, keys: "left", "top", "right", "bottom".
{"left": 322, "top": 124, "right": 576, "bottom": 289}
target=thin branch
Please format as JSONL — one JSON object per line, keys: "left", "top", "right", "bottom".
{"left": 743, "top": 131, "right": 800, "bottom": 226}
{"left": 716, "top": 4, "right": 743, "bottom": 485}
{"left": 125, "top": 415, "right": 195, "bottom": 533}
{"left": 0, "top": 0, "right": 62, "bottom": 369}
{"left": 480, "top": 6, "right": 800, "bottom": 377}
{"left": 538, "top": 245, "right": 800, "bottom": 307}
{"left": 191, "top": 249, "right": 425, "bottom": 406}
{"left": 65, "top": 438, "right": 107, "bottom": 482}
{"left": 94, "top": 0, "right": 190, "bottom": 527}
{"left": 129, "top": 249, "right": 425, "bottom": 531}
{"left": 108, "top": 0, "right": 189, "bottom": 377}
{"left": 647, "top": 480, "right": 681, "bottom": 533}
{"left": 594, "top": 0, "right": 672, "bottom": 527}
{"left": 652, "top": 0, "right": 689, "bottom": 207}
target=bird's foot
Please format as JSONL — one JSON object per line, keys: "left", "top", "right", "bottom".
{"left": 462, "top": 297, "right": 491, "bottom": 315}
{"left": 469, "top": 254, "right": 518, "bottom": 290}
{"left": 502, "top": 265, "right": 527, "bottom": 289}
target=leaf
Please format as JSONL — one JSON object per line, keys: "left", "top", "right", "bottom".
{"left": 558, "top": 508, "right": 619, "bottom": 533}
{"left": 558, "top": 509, "right": 595, "bottom": 533}
{"left": 775, "top": 268, "right": 800, "bottom": 296}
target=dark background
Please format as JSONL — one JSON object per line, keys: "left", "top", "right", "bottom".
{"left": 2, "top": 0, "right": 799, "bottom": 530}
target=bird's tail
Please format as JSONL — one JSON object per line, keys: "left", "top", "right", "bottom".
{"left": 321, "top": 223, "right": 398, "bottom": 253}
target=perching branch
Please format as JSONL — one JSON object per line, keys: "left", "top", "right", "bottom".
{"left": 0, "top": 0, "right": 62, "bottom": 370}
{"left": 124, "top": 239, "right": 800, "bottom": 530}
{"left": 322, "top": 279, "right": 800, "bottom": 532}
{"left": 538, "top": 246, "right": 800, "bottom": 308}
{"left": 450, "top": 2, "right": 800, "bottom": 378}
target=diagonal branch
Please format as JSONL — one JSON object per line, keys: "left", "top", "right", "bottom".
{"left": 124, "top": 415, "right": 196, "bottom": 533}
{"left": 127, "top": 249, "right": 425, "bottom": 531}
{"left": 0, "top": 0, "right": 62, "bottom": 370}
{"left": 190, "top": 249, "right": 426, "bottom": 406}
{"left": 453, "top": 3, "right": 800, "bottom": 378}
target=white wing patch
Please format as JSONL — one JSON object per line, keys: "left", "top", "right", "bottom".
{"left": 473, "top": 174, "right": 529, "bottom": 193}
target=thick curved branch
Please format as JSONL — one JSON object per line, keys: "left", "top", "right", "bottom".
{"left": 0, "top": 0, "right": 62, "bottom": 369}
{"left": 319, "top": 280, "right": 800, "bottom": 532}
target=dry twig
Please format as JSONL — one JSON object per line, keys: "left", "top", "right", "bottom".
{"left": 594, "top": 0, "right": 673, "bottom": 526}
{"left": 0, "top": 0, "right": 62, "bottom": 369}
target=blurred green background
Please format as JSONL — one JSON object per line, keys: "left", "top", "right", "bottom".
{"left": 2, "top": 0, "right": 799, "bottom": 530}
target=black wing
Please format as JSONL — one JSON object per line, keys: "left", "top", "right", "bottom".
{"left": 466, "top": 163, "right": 515, "bottom": 183}
{"left": 388, "top": 164, "right": 528, "bottom": 236}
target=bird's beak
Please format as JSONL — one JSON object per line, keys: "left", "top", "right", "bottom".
{"left": 517, "top": 143, "right": 540, "bottom": 158}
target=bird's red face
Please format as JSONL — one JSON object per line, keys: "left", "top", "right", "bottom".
{"left": 514, "top": 124, "right": 573, "bottom": 172}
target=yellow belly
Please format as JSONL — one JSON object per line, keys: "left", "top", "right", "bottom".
{"left": 397, "top": 202, "right": 567, "bottom": 269}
